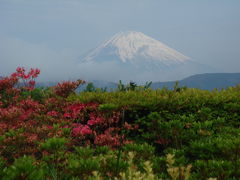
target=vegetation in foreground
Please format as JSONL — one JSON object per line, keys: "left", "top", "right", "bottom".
{"left": 0, "top": 67, "right": 240, "bottom": 179}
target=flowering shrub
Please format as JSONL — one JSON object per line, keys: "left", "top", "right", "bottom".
{"left": 54, "top": 79, "right": 85, "bottom": 98}
{"left": 72, "top": 124, "right": 92, "bottom": 137}
{"left": 94, "top": 128, "right": 122, "bottom": 147}
{"left": 47, "top": 110, "right": 58, "bottom": 117}
{"left": 0, "top": 76, "right": 18, "bottom": 92}
{"left": 12, "top": 67, "right": 40, "bottom": 90}
{"left": 0, "top": 67, "right": 239, "bottom": 179}
{"left": 0, "top": 67, "right": 134, "bottom": 164}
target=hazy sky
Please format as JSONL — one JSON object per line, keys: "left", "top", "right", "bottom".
{"left": 0, "top": 0, "right": 240, "bottom": 80}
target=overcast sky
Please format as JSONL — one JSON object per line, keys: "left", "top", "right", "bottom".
{"left": 0, "top": 0, "right": 240, "bottom": 80}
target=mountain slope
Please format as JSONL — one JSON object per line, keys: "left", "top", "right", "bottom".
{"left": 151, "top": 73, "right": 240, "bottom": 90}
{"left": 35, "top": 73, "right": 240, "bottom": 91}
{"left": 78, "top": 31, "right": 217, "bottom": 83}
{"left": 82, "top": 31, "right": 190, "bottom": 65}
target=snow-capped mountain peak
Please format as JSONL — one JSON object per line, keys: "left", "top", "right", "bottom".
{"left": 78, "top": 31, "right": 216, "bottom": 83}
{"left": 83, "top": 31, "right": 190, "bottom": 64}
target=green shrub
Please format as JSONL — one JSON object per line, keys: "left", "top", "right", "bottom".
{"left": 194, "top": 160, "right": 233, "bottom": 179}
{"left": 67, "top": 156, "right": 100, "bottom": 176}
{"left": 2, "top": 156, "right": 44, "bottom": 180}
{"left": 41, "top": 137, "right": 68, "bottom": 152}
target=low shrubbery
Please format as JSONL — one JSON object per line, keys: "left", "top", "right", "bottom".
{"left": 0, "top": 67, "right": 239, "bottom": 179}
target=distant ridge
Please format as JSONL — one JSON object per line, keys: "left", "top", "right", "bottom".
{"left": 34, "top": 73, "right": 240, "bottom": 91}
{"left": 151, "top": 73, "right": 240, "bottom": 90}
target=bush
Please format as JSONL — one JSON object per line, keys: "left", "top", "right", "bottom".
{"left": 1, "top": 67, "right": 240, "bottom": 179}
{"left": 2, "top": 156, "right": 44, "bottom": 180}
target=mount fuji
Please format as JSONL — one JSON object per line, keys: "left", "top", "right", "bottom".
{"left": 78, "top": 31, "right": 217, "bottom": 83}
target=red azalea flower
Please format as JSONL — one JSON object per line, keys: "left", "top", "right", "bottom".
{"left": 87, "top": 120, "right": 95, "bottom": 126}
{"left": 64, "top": 112, "right": 71, "bottom": 118}
{"left": 81, "top": 125, "right": 92, "bottom": 135}
{"left": 72, "top": 124, "right": 92, "bottom": 137}
{"left": 87, "top": 113, "right": 103, "bottom": 126}
{"left": 26, "top": 134, "right": 38, "bottom": 143}
{"left": 47, "top": 110, "right": 58, "bottom": 117}
{"left": 23, "top": 74, "right": 30, "bottom": 79}
{"left": 28, "top": 80, "right": 35, "bottom": 87}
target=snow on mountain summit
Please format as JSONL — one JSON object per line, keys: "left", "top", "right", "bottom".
{"left": 78, "top": 31, "right": 215, "bottom": 83}
{"left": 83, "top": 31, "right": 190, "bottom": 65}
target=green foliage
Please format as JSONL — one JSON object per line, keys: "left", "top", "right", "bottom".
{"left": 117, "top": 80, "right": 152, "bottom": 92}
{"left": 193, "top": 160, "right": 234, "bottom": 179}
{"left": 41, "top": 137, "right": 68, "bottom": 152}
{"left": 117, "top": 80, "right": 126, "bottom": 92}
{"left": 173, "top": 81, "right": 187, "bottom": 92}
{"left": 143, "top": 81, "right": 152, "bottom": 90}
{"left": 2, "top": 77, "right": 240, "bottom": 179}
{"left": 74, "top": 146, "right": 95, "bottom": 158}
{"left": 66, "top": 85, "right": 240, "bottom": 179}
{"left": 4, "top": 128, "right": 24, "bottom": 138}
{"left": 0, "top": 157, "right": 5, "bottom": 177}
{"left": 20, "top": 87, "right": 46, "bottom": 102}
{"left": 166, "top": 154, "right": 192, "bottom": 180}
{"left": 94, "top": 146, "right": 110, "bottom": 155}
{"left": 61, "top": 127, "right": 71, "bottom": 137}
{"left": 2, "top": 156, "right": 44, "bottom": 180}
{"left": 84, "top": 82, "right": 107, "bottom": 92}
{"left": 67, "top": 156, "right": 100, "bottom": 176}
{"left": 123, "top": 143, "right": 155, "bottom": 161}
{"left": 99, "top": 103, "right": 119, "bottom": 111}
{"left": 188, "top": 134, "right": 240, "bottom": 161}
{"left": 84, "top": 82, "right": 97, "bottom": 92}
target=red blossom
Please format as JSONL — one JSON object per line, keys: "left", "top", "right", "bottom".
{"left": 94, "top": 133, "right": 121, "bottom": 147}
{"left": 28, "top": 80, "right": 35, "bottom": 87}
{"left": 24, "top": 74, "right": 30, "bottom": 79}
{"left": 25, "top": 133, "right": 38, "bottom": 143}
{"left": 16, "top": 67, "right": 25, "bottom": 73}
{"left": 87, "top": 114, "right": 103, "bottom": 126}
{"left": 94, "top": 128, "right": 122, "bottom": 147}
{"left": 63, "top": 125, "right": 70, "bottom": 129}
{"left": 19, "top": 98, "right": 42, "bottom": 111}
{"left": 10, "top": 72, "right": 19, "bottom": 78}
{"left": 29, "top": 68, "right": 40, "bottom": 78}
{"left": 0, "top": 106, "right": 23, "bottom": 121}
{"left": 0, "top": 67, "right": 137, "bottom": 159}
{"left": 42, "top": 125, "right": 53, "bottom": 130}
{"left": 123, "top": 122, "right": 132, "bottom": 130}
{"left": 72, "top": 124, "right": 92, "bottom": 137}
{"left": 64, "top": 103, "right": 87, "bottom": 119}
{"left": 81, "top": 125, "right": 92, "bottom": 135}
{"left": 19, "top": 109, "right": 34, "bottom": 121}
{"left": 47, "top": 110, "right": 58, "bottom": 117}
{"left": 0, "top": 76, "right": 18, "bottom": 91}
{"left": 13, "top": 67, "right": 40, "bottom": 90}
{"left": 54, "top": 80, "right": 85, "bottom": 98}
{"left": 0, "top": 123, "right": 7, "bottom": 131}
{"left": 64, "top": 112, "right": 71, "bottom": 118}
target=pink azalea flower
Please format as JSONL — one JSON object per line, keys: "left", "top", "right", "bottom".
{"left": 47, "top": 111, "right": 58, "bottom": 117}
{"left": 72, "top": 125, "right": 92, "bottom": 137}
{"left": 64, "top": 112, "right": 71, "bottom": 118}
